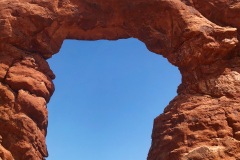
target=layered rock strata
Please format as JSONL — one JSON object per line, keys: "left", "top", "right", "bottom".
{"left": 0, "top": 0, "right": 240, "bottom": 159}
{"left": 0, "top": 44, "right": 54, "bottom": 159}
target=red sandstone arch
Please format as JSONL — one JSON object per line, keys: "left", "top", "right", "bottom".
{"left": 0, "top": 0, "right": 240, "bottom": 159}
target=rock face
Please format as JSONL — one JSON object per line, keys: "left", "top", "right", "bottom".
{"left": 0, "top": 0, "right": 240, "bottom": 159}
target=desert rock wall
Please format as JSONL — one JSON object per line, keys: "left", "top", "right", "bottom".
{"left": 0, "top": 0, "right": 240, "bottom": 159}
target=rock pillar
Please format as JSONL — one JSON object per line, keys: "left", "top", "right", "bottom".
{"left": 148, "top": 54, "right": 240, "bottom": 159}
{"left": 0, "top": 44, "right": 55, "bottom": 160}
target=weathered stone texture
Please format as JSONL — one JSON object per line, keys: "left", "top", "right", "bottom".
{"left": 0, "top": 0, "right": 240, "bottom": 159}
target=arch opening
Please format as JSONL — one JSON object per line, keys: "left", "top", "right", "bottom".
{"left": 46, "top": 38, "right": 181, "bottom": 160}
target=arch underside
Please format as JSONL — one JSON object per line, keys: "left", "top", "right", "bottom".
{"left": 0, "top": 0, "right": 240, "bottom": 159}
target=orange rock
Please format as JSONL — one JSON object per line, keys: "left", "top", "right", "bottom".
{"left": 0, "top": 0, "right": 240, "bottom": 159}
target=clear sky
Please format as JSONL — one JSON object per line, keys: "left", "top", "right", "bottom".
{"left": 46, "top": 38, "right": 181, "bottom": 160}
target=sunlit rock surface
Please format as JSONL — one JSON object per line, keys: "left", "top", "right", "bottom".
{"left": 0, "top": 0, "right": 240, "bottom": 159}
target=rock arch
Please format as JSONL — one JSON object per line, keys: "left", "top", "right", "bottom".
{"left": 0, "top": 0, "right": 240, "bottom": 159}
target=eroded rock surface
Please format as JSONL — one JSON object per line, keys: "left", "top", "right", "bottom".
{"left": 0, "top": 0, "right": 240, "bottom": 159}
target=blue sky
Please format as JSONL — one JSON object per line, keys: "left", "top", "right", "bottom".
{"left": 46, "top": 38, "right": 181, "bottom": 160}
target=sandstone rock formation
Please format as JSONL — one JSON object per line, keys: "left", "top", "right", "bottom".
{"left": 0, "top": 0, "right": 240, "bottom": 159}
